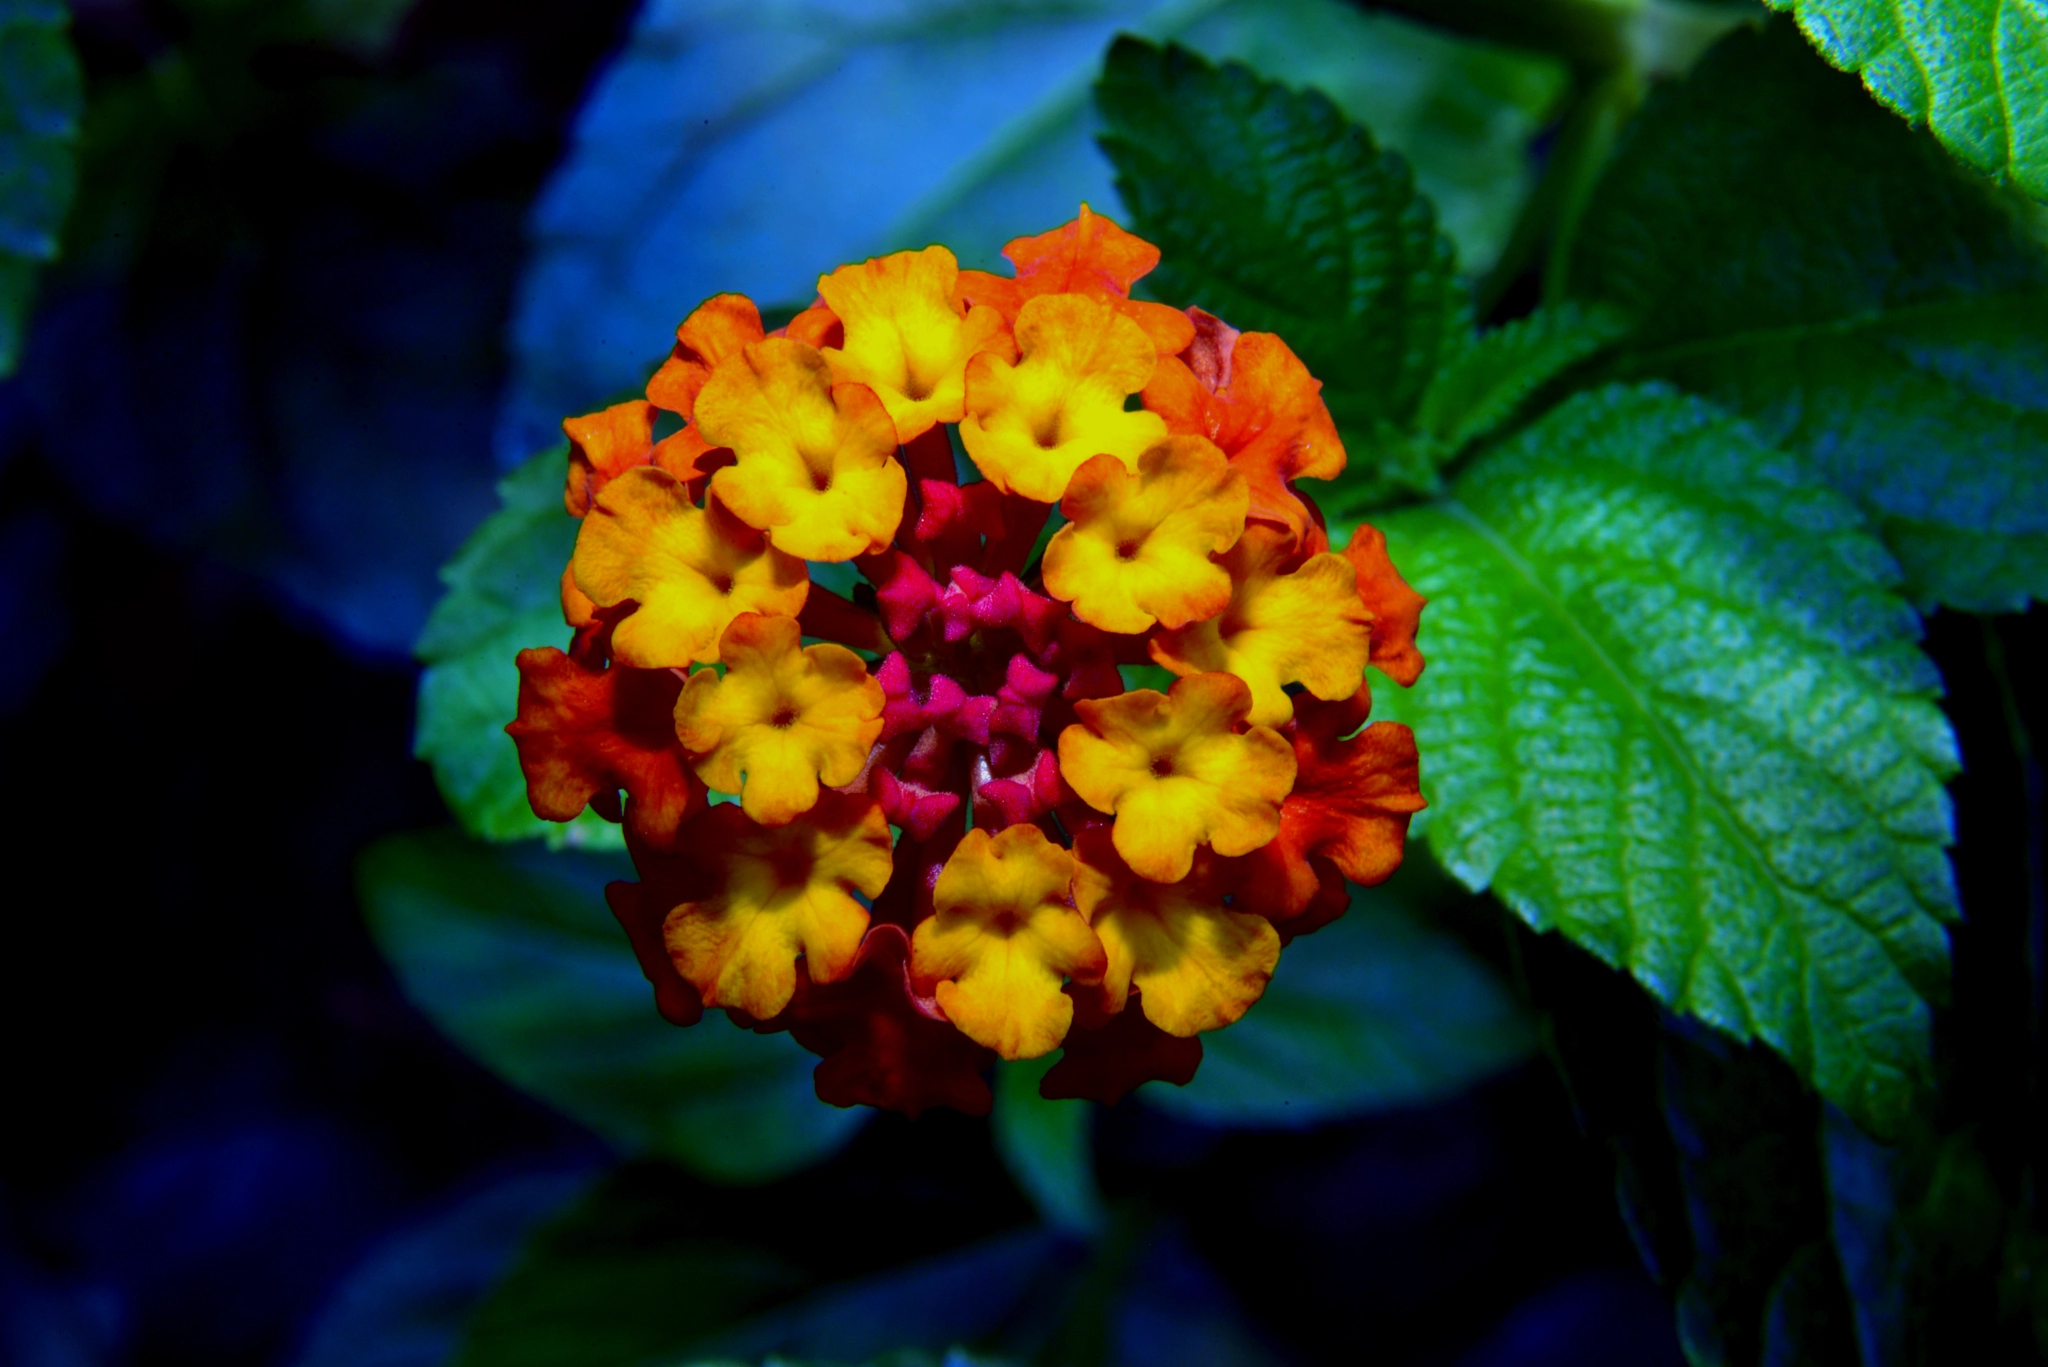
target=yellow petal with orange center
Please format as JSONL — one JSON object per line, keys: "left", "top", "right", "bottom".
{"left": 817, "top": 246, "right": 1013, "bottom": 443}
{"left": 1057, "top": 673, "right": 1295, "bottom": 883}
{"left": 958, "top": 293, "right": 1167, "bottom": 503}
{"left": 1071, "top": 830, "right": 1279, "bottom": 1037}
{"left": 912, "top": 825, "right": 1106, "bottom": 1060}
{"left": 1150, "top": 525, "right": 1370, "bottom": 726}
{"left": 1041, "top": 435, "right": 1246, "bottom": 633}
{"left": 675, "top": 613, "right": 884, "bottom": 825}
{"left": 571, "top": 467, "right": 808, "bottom": 668}
{"left": 661, "top": 796, "right": 892, "bottom": 1019}
{"left": 693, "top": 339, "right": 907, "bottom": 561}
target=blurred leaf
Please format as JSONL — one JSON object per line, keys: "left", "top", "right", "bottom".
{"left": 498, "top": 0, "right": 1564, "bottom": 462}
{"left": 1139, "top": 870, "right": 1535, "bottom": 1128}
{"left": 414, "top": 446, "right": 621, "bottom": 850}
{"left": 459, "top": 1162, "right": 1071, "bottom": 1367}
{"left": 358, "top": 829, "right": 867, "bottom": 1183}
{"left": 295, "top": 1167, "right": 596, "bottom": 1367}
{"left": 1372, "top": 384, "right": 1958, "bottom": 1139}
{"left": 0, "top": 0, "right": 83, "bottom": 375}
{"left": 1567, "top": 21, "right": 2048, "bottom": 612}
{"left": 1763, "top": 0, "right": 2048, "bottom": 200}
{"left": 1097, "top": 37, "right": 1465, "bottom": 502}
{"left": 457, "top": 1169, "right": 807, "bottom": 1367}
{"left": 991, "top": 1057, "right": 1104, "bottom": 1238}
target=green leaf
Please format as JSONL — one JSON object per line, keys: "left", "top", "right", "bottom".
{"left": 358, "top": 829, "right": 867, "bottom": 1182}
{"left": 413, "top": 445, "right": 621, "bottom": 850}
{"left": 1372, "top": 384, "right": 1959, "bottom": 1138}
{"left": 1138, "top": 862, "right": 1535, "bottom": 1127}
{"left": 1095, "top": 37, "right": 1467, "bottom": 500}
{"left": 1567, "top": 21, "right": 2048, "bottom": 612}
{"left": 0, "top": 0, "right": 83, "bottom": 375}
{"left": 1764, "top": 0, "right": 2048, "bottom": 200}
{"left": 1414, "top": 301, "right": 1627, "bottom": 458}
{"left": 991, "top": 1057, "right": 1104, "bottom": 1238}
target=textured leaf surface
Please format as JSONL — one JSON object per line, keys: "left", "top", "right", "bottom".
{"left": 0, "top": 0, "right": 82, "bottom": 374}
{"left": 414, "top": 446, "right": 621, "bottom": 850}
{"left": 1569, "top": 22, "right": 2048, "bottom": 611}
{"left": 359, "top": 830, "right": 866, "bottom": 1182}
{"left": 500, "top": 0, "right": 1563, "bottom": 461}
{"left": 1414, "top": 301, "right": 1625, "bottom": 457}
{"left": 991, "top": 1056, "right": 1104, "bottom": 1237}
{"left": 1140, "top": 871, "right": 1534, "bottom": 1127}
{"left": 1097, "top": 36, "right": 1465, "bottom": 480}
{"left": 1374, "top": 385, "right": 1959, "bottom": 1137}
{"left": 1765, "top": 0, "right": 2048, "bottom": 199}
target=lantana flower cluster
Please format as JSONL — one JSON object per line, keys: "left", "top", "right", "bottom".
{"left": 507, "top": 208, "right": 1427, "bottom": 1116}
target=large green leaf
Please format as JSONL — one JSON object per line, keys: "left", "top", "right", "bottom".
{"left": 1097, "top": 37, "right": 1466, "bottom": 496}
{"left": 1138, "top": 864, "right": 1536, "bottom": 1128}
{"left": 358, "top": 829, "right": 867, "bottom": 1182}
{"left": 0, "top": 0, "right": 83, "bottom": 375}
{"left": 1567, "top": 21, "right": 2048, "bottom": 612}
{"left": 500, "top": 0, "right": 1564, "bottom": 463}
{"left": 1373, "top": 384, "right": 1959, "bottom": 1138}
{"left": 413, "top": 446, "right": 622, "bottom": 850}
{"left": 1765, "top": 0, "right": 2048, "bottom": 200}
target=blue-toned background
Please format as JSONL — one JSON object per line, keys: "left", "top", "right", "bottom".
{"left": 0, "top": 2, "right": 1855, "bottom": 1364}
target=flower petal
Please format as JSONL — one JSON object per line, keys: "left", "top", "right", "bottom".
{"left": 1343, "top": 523, "right": 1428, "bottom": 686}
{"left": 1039, "top": 991, "right": 1203, "bottom": 1103}
{"left": 1042, "top": 436, "right": 1246, "bottom": 633}
{"left": 646, "top": 292, "right": 766, "bottom": 418}
{"left": 507, "top": 648, "right": 706, "bottom": 847}
{"left": 959, "top": 293, "right": 1167, "bottom": 503}
{"left": 1150, "top": 524, "right": 1370, "bottom": 726}
{"left": 695, "top": 338, "right": 908, "bottom": 560}
{"left": 563, "top": 400, "right": 656, "bottom": 517}
{"left": 571, "top": 468, "right": 809, "bottom": 668}
{"left": 1057, "top": 672, "right": 1295, "bottom": 883}
{"left": 817, "top": 246, "right": 1013, "bottom": 443}
{"left": 675, "top": 612, "right": 885, "bottom": 825}
{"left": 912, "top": 824, "right": 1105, "bottom": 1060}
{"left": 660, "top": 795, "right": 892, "bottom": 1019}
{"left": 1072, "top": 829, "right": 1279, "bottom": 1036}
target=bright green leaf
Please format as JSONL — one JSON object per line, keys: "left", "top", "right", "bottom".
{"left": 1373, "top": 384, "right": 1959, "bottom": 1138}
{"left": 991, "top": 1056, "right": 1104, "bottom": 1238}
{"left": 1568, "top": 21, "right": 2048, "bottom": 611}
{"left": 1765, "top": 0, "right": 2048, "bottom": 200}
{"left": 1095, "top": 37, "right": 1467, "bottom": 500}
{"left": 413, "top": 446, "right": 621, "bottom": 850}
{"left": 358, "top": 830, "right": 867, "bottom": 1183}
{"left": 1139, "top": 864, "right": 1535, "bottom": 1127}
{"left": 0, "top": 0, "right": 83, "bottom": 375}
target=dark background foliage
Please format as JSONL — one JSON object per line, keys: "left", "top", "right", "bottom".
{"left": 1, "top": 3, "right": 2042, "bottom": 1367}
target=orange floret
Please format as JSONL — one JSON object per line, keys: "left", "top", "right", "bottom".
{"left": 912, "top": 824, "right": 1106, "bottom": 1060}
{"left": 816, "top": 246, "right": 1014, "bottom": 443}
{"left": 959, "top": 293, "right": 1167, "bottom": 503}
{"left": 646, "top": 293, "right": 766, "bottom": 418}
{"left": 1343, "top": 523, "right": 1428, "bottom": 686}
{"left": 571, "top": 468, "right": 808, "bottom": 669}
{"left": 693, "top": 338, "right": 907, "bottom": 560}
{"left": 1041, "top": 435, "right": 1247, "bottom": 634}
{"left": 956, "top": 205, "right": 1195, "bottom": 355}
{"left": 562, "top": 400, "right": 656, "bottom": 517}
{"left": 1058, "top": 672, "right": 1296, "bottom": 883}
{"left": 1150, "top": 524, "right": 1369, "bottom": 726}
{"left": 660, "top": 794, "right": 893, "bottom": 1019}
{"left": 1071, "top": 829, "right": 1279, "bottom": 1037}
{"left": 1143, "top": 316, "right": 1345, "bottom": 546}
{"left": 674, "top": 613, "right": 885, "bottom": 826}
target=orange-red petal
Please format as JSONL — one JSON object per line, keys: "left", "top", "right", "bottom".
{"left": 1343, "top": 523, "right": 1428, "bottom": 686}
